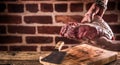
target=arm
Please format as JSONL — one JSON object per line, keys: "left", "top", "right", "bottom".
{"left": 95, "top": 0, "right": 108, "bottom": 17}
{"left": 60, "top": 0, "right": 119, "bottom": 51}
{"left": 81, "top": 0, "right": 108, "bottom": 23}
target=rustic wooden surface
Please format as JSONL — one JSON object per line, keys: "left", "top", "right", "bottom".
{"left": 40, "top": 44, "right": 117, "bottom": 65}
{"left": 0, "top": 44, "right": 119, "bottom": 65}
{"left": 0, "top": 51, "right": 119, "bottom": 65}
{"left": 0, "top": 51, "right": 41, "bottom": 60}
{"left": 0, "top": 60, "right": 120, "bottom": 65}
{"left": 0, "top": 60, "right": 40, "bottom": 65}
{"left": 0, "top": 51, "right": 43, "bottom": 65}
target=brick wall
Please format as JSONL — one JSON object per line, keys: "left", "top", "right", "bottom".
{"left": 0, "top": 0, "right": 120, "bottom": 52}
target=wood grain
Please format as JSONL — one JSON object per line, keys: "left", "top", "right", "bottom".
{"left": 40, "top": 44, "right": 117, "bottom": 65}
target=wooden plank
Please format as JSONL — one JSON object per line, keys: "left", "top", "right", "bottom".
{"left": 0, "top": 44, "right": 117, "bottom": 65}
{"left": 40, "top": 44, "right": 117, "bottom": 65}
{"left": 0, "top": 51, "right": 41, "bottom": 60}
{"left": 0, "top": 60, "right": 41, "bottom": 65}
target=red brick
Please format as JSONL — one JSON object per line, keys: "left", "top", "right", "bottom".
{"left": 108, "top": 0, "right": 114, "bottom": 1}
{"left": 26, "top": 4, "right": 38, "bottom": 12}
{"left": 0, "top": 3, "right": 6, "bottom": 12}
{"left": 21, "top": 0, "right": 50, "bottom": 1}
{"left": 103, "top": 14, "right": 118, "bottom": 23}
{"left": 0, "top": 36, "right": 22, "bottom": 44}
{"left": 86, "top": 2, "right": 116, "bottom": 11}
{"left": 8, "top": 4, "right": 24, "bottom": 13}
{"left": 56, "top": 0, "right": 70, "bottom": 1}
{"left": 38, "top": 26, "right": 61, "bottom": 34}
{"left": 55, "top": 4, "right": 67, "bottom": 12}
{"left": 86, "top": 2, "right": 93, "bottom": 11}
{"left": 55, "top": 15, "right": 83, "bottom": 23}
{"left": 26, "top": 36, "right": 53, "bottom": 43}
{"left": 110, "top": 25, "right": 120, "bottom": 34}
{"left": 0, "top": 15, "right": 22, "bottom": 24}
{"left": 8, "top": 25, "right": 35, "bottom": 34}
{"left": 0, "top": 46, "right": 8, "bottom": 51}
{"left": 41, "top": 3, "right": 53, "bottom": 12}
{"left": 56, "top": 0, "right": 94, "bottom": 2}
{"left": 115, "top": 35, "right": 120, "bottom": 40}
{"left": 61, "top": 46, "right": 68, "bottom": 50}
{"left": 107, "top": 2, "right": 116, "bottom": 11}
{"left": 0, "top": 0, "right": 17, "bottom": 1}
{"left": 24, "top": 16, "right": 52, "bottom": 24}
{"left": 10, "top": 46, "right": 37, "bottom": 51}
{"left": 41, "top": 46, "right": 54, "bottom": 51}
{"left": 55, "top": 37, "right": 80, "bottom": 44}
{"left": 118, "top": 2, "right": 120, "bottom": 10}
{"left": 70, "top": 3, "right": 83, "bottom": 12}
{"left": 0, "top": 25, "right": 6, "bottom": 34}
{"left": 41, "top": 46, "right": 68, "bottom": 51}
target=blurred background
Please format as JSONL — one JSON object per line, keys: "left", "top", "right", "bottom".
{"left": 0, "top": 0, "right": 120, "bottom": 52}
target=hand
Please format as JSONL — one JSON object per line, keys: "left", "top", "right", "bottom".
{"left": 81, "top": 14, "right": 92, "bottom": 23}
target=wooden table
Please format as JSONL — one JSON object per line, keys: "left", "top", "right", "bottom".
{"left": 0, "top": 44, "right": 119, "bottom": 65}
{"left": 40, "top": 44, "right": 117, "bottom": 65}
{"left": 0, "top": 51, "right": 41, "bottom": 65}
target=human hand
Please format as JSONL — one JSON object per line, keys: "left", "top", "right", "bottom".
{"left": 81, "top": 14, "right": 92, "bottom": 23}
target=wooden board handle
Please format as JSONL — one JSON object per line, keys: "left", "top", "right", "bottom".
{"left": 55, "top": 41, "right": 64, "bottom": 51}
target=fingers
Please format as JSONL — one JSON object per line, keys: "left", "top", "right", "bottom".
{"left": 81, "top": 14, "right": 91, "bottom": 23}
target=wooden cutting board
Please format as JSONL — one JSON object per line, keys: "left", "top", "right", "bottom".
{"left": 40, "top": 44, "right": 117, "bottom": 65}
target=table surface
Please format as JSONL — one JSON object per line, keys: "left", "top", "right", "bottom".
{"left": 0, "top": 43, "right": 120, "bottom": 65}
{"left": 0, "top": 58, "right": 119, "bottom": 65}
{"left": 0, "top": 51, "right": 119, "bottom": 65}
